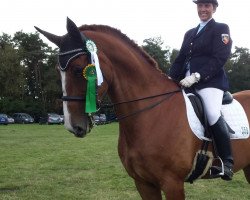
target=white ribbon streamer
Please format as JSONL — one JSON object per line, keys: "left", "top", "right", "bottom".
{"left": 91, "top": 52, "right": 103, "bottom": 86}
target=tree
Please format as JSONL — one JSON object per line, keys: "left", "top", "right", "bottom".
{"left": 0, "top": 33, "right": 25, "bottom": 98}
{"left": 0, "top": 31, "right": 61, "bottom": 117}
{"left": 40, "top": 50, "right": 62, "bottom": 112}
{"left": 168, "top": 48, "right": 180, "bottom": 74}
{"left": 13, "top": 31, "right": 49, "bottom": 99}
{"left": 12, "top": 31, "right": 61, "bottom": 116}
{"left": 142, "top": 37, "right": 171, "bottom": 73}
{"left": 226, "top": 47, "right": 250, "bottom": 92}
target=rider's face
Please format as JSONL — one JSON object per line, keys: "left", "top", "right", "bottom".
{"left": 197, "top": 3, "right": 216, "bottom": 21}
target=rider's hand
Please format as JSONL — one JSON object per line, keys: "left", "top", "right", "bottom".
{"left": 179, "top": 73, "right": 200, "bottom": 88}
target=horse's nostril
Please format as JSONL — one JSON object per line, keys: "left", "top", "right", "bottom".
{"left": 73, "top": 126, "right": 86, "bottom": 138}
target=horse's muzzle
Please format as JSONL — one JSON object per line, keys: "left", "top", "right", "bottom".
{"left": 72, "top": 125, "right": 87, "bottom": 138}
{"left": 72, "top": 115, "right": 93, "bottom": 138}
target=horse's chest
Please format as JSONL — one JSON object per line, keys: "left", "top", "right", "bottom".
{"left": 119, "top": 146, "right": 157, "bottom": 180}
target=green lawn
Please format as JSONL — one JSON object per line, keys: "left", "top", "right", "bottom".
{"left": 0, "top": 124, "right": 250, "bottom": 199}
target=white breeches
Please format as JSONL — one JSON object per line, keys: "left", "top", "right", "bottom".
{"left": 196, "top": 88, "right": 224, "bottom": 126}
{"left": 185, "top": 70, "right": 223, "bottom": 126}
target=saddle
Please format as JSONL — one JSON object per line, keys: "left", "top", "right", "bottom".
{"left": 187, "top": 91, "right": 234, "bottom": 137}
{"left": 185, "top": 90, "right": 234, "bottom": 183}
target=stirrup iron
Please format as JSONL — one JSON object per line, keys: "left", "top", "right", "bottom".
{"left": 210, "top": 157, "right": 225, "bottom": 177}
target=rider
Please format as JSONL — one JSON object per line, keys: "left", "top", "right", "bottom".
{"left": 168, "top": 0, "right": 233, "bottom": 180}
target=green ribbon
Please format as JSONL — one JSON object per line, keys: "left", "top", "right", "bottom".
{"left": 83, "top": 64, "right": 97, "bottom": 113}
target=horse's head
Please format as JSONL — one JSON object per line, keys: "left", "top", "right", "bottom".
{"left": 35, "top": 18, "right": 178, "bottom": 138}
{"left": 35, "top": 18, "right": 109, "bottom": 138}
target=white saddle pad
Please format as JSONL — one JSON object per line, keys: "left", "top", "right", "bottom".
{"left": 183, "top": 90, "right": 250, "bottom": 140}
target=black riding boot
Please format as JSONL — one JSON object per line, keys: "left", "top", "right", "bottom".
{"left": 210, "top": 116, "right": 234, "bottom": 181}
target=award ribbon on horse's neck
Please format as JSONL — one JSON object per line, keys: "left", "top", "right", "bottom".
{"left": 84, "top": 40, "right": 103, "bottom": 113}
{"left": 83, "top": 64, "right": 97, "bottom": 113}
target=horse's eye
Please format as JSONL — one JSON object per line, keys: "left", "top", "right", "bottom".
{"left": 73, "top": 66, "right": 83, "bottom": 77}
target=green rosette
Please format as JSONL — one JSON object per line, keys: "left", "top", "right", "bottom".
{"left": 83, "top": 64, "right": 97, "bottom": 113}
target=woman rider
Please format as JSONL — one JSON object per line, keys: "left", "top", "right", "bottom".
{"left": 169, "top": 0, "right": 233, "bottom": 180}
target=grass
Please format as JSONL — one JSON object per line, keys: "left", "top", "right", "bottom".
{"left": 0, "top": 124, "right": 250, "bottom": 199}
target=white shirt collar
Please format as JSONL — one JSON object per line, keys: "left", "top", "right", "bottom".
{"left": 199, "top": 18, "right": 213, "bottom": 27}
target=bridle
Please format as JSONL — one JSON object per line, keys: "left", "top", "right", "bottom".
{"left": 59, "top": 43, "right": 181, "bottom": 121}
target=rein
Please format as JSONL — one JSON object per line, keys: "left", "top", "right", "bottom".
{"left": 62, "top": 89, "right": 181, "bottom": 104}
{"left": 109, "top": 89, "right": 181, "bottom": 121}
{"left": 62, "top": 88, "right": 181, "bottom": 122}
{"left": 106, "top": 89, "right": 181, "bottom": 107}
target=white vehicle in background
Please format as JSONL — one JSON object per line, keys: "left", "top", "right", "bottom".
{"left": 39, "top": 113, "right": 63, "bottom": 125}
{"left": 99, "top": 114, "right": 107, "bottom": 124}
{"left": 7, "top": 115, "right": 15, "bottom": 123}
{"left": 93, "top": 114, "right": 107, "bottom": 125}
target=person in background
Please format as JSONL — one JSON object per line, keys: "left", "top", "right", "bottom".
{"left": 168, "top": 0, "right": 233, "bottom": 180}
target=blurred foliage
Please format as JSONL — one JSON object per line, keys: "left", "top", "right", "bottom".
{"left": 225, "top": 47, "right": 250, "bottom": 93}
{"left": 142, "top": 36, "right": 171, "bottom": 73}
{"left": 0, "top": 31, "right": 60, "bottom": 119}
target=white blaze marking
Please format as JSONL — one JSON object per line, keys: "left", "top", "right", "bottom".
{"left": 61, "top": 71, "right": 74, "bottom": 132}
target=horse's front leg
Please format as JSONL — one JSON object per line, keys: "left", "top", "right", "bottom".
{"left": 161, "top": 176, "right": 185, "bottom": 200}
{"left": 134, "top": 180, "right": 162, "bottom": 200}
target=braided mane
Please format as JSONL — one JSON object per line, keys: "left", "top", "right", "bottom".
{"left": 79, "top": 24, "right": 160, "bottom": 70}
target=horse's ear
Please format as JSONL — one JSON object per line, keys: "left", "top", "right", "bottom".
{"left": 34, "top": 26, "right": 61, "bottom": 47}
{"left": 66, "top": 17, "right": 83, "bottom": 42}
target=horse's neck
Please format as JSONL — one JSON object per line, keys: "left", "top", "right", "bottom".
{"left": 97, "top": 35, "right": 181, "bottom": 143}
{"left": 95, "top": 31, "right": 178, "bottom": 105}
{"left": 105, "top": 49, "right": 177, "bottom": 106}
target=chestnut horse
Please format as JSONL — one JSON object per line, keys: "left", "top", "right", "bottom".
{"left": 35, "top": 18, "right": 250, "bottom": 199}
